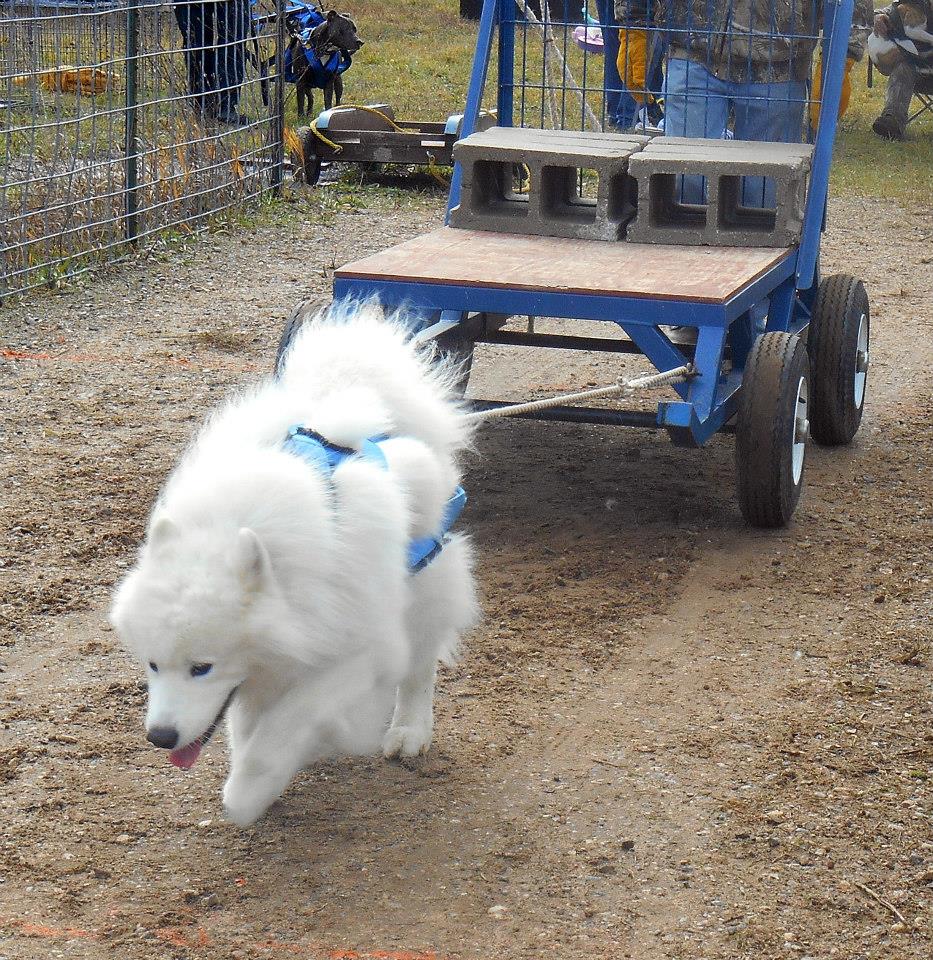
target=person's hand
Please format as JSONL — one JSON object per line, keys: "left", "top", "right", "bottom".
{"left": 873, "top": 13, "right": 890, "bottom": 37}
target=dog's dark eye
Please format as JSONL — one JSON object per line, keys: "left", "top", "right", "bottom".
{"left": 190, "top": 663, "right": 213, "bottom": 677}
{"left": 148, "top": 661, "right": 158, "bottom": 673}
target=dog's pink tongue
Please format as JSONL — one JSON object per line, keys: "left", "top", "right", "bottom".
{"left": 169, "top": 741, "right": 202, "bottom": 770}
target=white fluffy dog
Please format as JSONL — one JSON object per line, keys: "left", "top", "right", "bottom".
{"left": 110, "top": 302, "right": 478, "bottom": 826}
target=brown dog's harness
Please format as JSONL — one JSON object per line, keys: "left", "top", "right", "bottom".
{"left": 283, "top": 4, "right": 355, "bottom": 87}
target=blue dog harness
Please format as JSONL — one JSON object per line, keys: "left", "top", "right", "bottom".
{"left": 287, "top": 46, "right": 352, "bottom": 88}
{"left": 283, "top": 426, "right": 466, "bottom": 573}
{"left": 282, "top": 2, "right": 354, "bottom": 86}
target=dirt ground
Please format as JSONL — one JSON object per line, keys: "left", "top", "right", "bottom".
{"left": 1, "top": 190, "right": 932, "bottom": 960}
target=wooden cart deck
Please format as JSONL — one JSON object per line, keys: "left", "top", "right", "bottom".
{"left": 335, "top": 227, "right": 794, "bottom": 305}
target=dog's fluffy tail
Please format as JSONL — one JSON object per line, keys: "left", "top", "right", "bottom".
{"left": 278, "top": 299, "right": 476, "bottom": 459}
{"left": 309, "top": 385, "right": 393, "bottom": 450}
{"left": 377, "top": 436, "right": 457, "bottom": 540}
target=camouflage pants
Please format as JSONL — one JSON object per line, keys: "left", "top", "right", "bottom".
{"left": 875, "top": 56, "right": 918, "bottom": 133}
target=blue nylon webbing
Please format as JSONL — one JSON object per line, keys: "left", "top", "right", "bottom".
{"left": 283, "top": 426, "right": 466, "bottom": 573}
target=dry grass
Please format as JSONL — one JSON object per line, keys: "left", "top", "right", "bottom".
{"left": 192, "top": 326, "right": 252, "bottom": 352}
{"left": 1, "top": 6, "right": 273, "bottom": 294}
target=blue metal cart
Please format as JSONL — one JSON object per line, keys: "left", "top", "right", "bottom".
{"left": 289, "top": 0, "right": 870, "bottom": 528}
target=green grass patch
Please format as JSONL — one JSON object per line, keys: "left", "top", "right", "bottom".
{"left": 831, "top": 63, "right": 933, "bottom": 203}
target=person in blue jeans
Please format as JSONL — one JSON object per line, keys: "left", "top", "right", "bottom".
{"left": 664, "top": 58, "right": 807, "bottom": 206}
{"left": 614, "top": 0, "right": 872, "bottom": 205}
{"left": 595, "top": 0, "right": 643, "bottom": 129}
{"left": 596, "top": 0, "right": 665, "bottom": 129}
{"left": 614, "top": 0, "right": 870, "bottom": 336}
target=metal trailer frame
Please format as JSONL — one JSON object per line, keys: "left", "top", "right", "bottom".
{"left": 325, "top": 0, "right": 868, "bottom": 525}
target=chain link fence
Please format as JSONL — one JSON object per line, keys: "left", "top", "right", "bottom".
{"left": 1, "top": 0, "right": 284, "bottom": 299}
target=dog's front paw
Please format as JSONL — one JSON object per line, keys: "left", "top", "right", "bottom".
{"left": 222, "top": 774, "right": 277, "bottom": 827}
{"left": 382, "top": 723, "right": 432, "bottom": 759}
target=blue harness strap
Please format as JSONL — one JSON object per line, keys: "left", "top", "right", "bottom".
{"left": 285, "top": 426, "right": 388, "bottom": 472}
{"left": 283, "top": 426, "right": 466, "bottom": 574}
{"left": 408, "top": 486, "right": 467, "bottom": 573}
{"left": 284, "top": 45, "right": 352, "bottom": 86}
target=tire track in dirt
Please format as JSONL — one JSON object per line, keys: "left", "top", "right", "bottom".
{"left": 464, "top": 198, "right": 933, "bottom": 958}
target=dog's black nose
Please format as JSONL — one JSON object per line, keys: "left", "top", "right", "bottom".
{"left": 147, "top": 726, "right": 179, "bottom": 749}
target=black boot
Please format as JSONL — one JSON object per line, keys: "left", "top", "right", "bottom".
{"left": 213, "top": 102, "right": 250, "bottom": 126}
{"left": 872, "top": 114, "right": 905, "bottom": 141}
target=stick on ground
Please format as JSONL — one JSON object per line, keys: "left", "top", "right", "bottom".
{"left": 854, "top": 880, "right": 908, "bottom": 925}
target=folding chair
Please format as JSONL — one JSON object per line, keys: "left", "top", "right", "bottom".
{"left": 907, "top": 75, "right": 933, "bottom": 126}
{"left": 868, "top": 59, "right": 933, "bottom": 128}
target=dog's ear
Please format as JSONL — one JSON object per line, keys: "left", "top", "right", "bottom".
{"left": 234, "top": 527, "right": 272, "bottom": 596}
{"left": 326, "top": 9, "right": 337, "bottom": 19}
{"left": 147, "top": 514, "right": 178, "bottom": 553}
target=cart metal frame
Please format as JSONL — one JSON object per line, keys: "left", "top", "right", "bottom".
{"left": 325, "top": 0, "right": 867, "bottom": 524}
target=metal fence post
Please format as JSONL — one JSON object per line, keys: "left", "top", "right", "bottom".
{"left": 125, "top": 0, "right": 140, "bottom": 244}
{"left": 271, "top": 0, "right": 286, "bottom": 195}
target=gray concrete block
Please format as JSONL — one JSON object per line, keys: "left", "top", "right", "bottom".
{"left": 626, "top": 137, "right": 812, "bottom": 247}
{"left": 464, "top": 126, "right": 649, "bottom": 149}
{"left": 644, "top": 137, "right": 814, "bottom": 162}
{"left": 451, "top": 126, "right": 645, "bottom": 240}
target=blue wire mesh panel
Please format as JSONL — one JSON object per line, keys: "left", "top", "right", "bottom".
{"left": 491, "top": 0, "right": 864, "bottom": 225}
{"left": 497, "top": 0, "right": 866, "bottom": 144}
{"left": 0, "top": 0, "right": 283, "bottom": 299}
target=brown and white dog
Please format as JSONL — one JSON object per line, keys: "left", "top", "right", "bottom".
{"left": 868, "top": 0, "right": 933, "bottom": 72}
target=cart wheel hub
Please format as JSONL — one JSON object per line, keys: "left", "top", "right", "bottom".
{"left": 791, "top": 375, "right": 809, "bottom": 486}
{"left": 856, "top": 348, "right": 869, "bottom": 374}
{"left": 854, "top": 312, "right": 870, "bottom": 409}
{"left": 795, "top": 416, "right": 810, "bottom": 444}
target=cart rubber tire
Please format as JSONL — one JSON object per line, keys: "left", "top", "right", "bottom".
{"left": 807, "top": 274, "right": 869, "bottom": 446}
{"left": 736, "top": 332, "right": 811, "bottom": 529}
{"left": 434, "top": 328, "right": 473, "bottom": 396}
{"left": 274, "top": 297, "right": 331, "bottom": 377}
{"left": 297, "top": 126, "right": 323, "bottom": 186}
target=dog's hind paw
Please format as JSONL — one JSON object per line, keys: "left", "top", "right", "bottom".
{"left": 382, "top": 724, "right": 432, "bottom": 759}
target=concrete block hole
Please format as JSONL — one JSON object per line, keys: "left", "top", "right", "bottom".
{"left": 470, "top": 160, "right": 529, "bottom": 219}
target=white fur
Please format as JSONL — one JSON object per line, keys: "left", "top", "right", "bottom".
{"left": 110, "top": 302, "right": 479, "bottom": 826}
{"left": 868, "top": 30, "right": 921, "bottom": 66}
{"left": 868, "top": 3, "right": 933, "bottom": 71}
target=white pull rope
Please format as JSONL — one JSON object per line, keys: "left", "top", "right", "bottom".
{"left": 513, "top": 0, "right": 602, "bottom": 132}
{"left": 465, "top": 363, "right": 695, "bottom": 423}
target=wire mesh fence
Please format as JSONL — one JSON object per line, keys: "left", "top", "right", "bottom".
{"left": 1, "top": 0, "right": 284, "bottom": 299}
